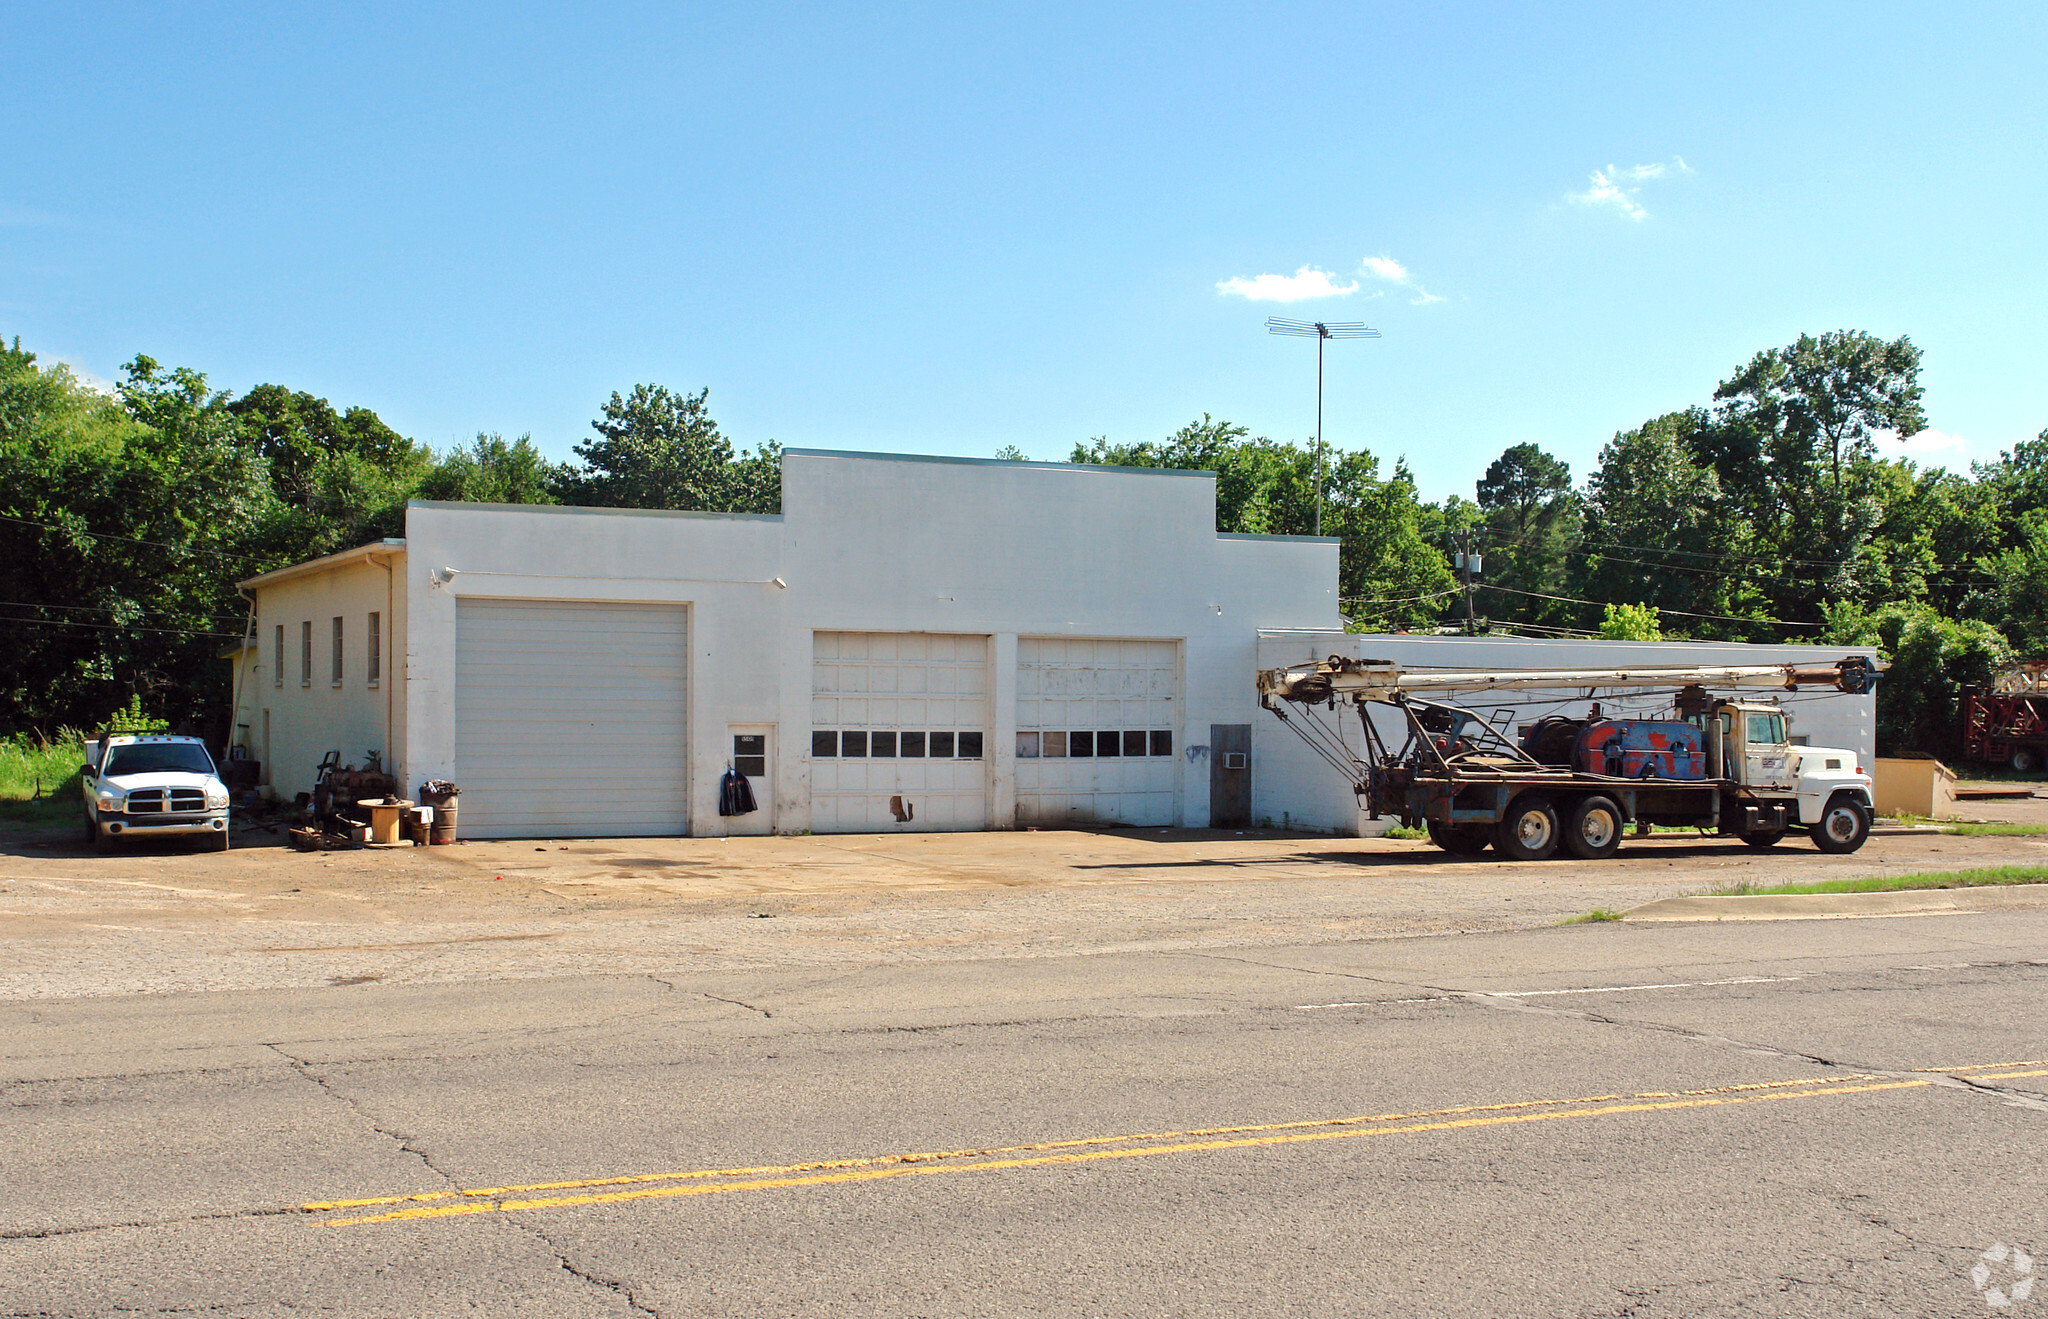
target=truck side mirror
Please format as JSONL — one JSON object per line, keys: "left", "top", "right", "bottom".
{"left": 79, "top": 764, "right": 94, "bottom": 779}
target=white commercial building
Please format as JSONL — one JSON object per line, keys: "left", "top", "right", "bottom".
{"left": 227, "top": 449, "right": 1879, "bottom": 840}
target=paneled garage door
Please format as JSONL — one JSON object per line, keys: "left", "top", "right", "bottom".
{"left": 810, "top": 632, "right": 988, "bottom": 831}
{"left": 1015, "top": 637, "right": 1179, "bottom": 826}
{"left": 455, "top": 599, "right": 688, "bottom": 838}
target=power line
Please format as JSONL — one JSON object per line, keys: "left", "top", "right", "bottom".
{"left": 1341, "top": 586, "right": 1464, "bottom": 608}
{"left": 1481, "top": 582, "right": 1824, "bottom": 629}
{"left": 0, "top": 615, "right": 248, "bottom": 639}
{"left": 0, "top": 511, "right": 275, "bottom": 565}
{"left": 0, "top": 598, "right": 251, "bottom": 624}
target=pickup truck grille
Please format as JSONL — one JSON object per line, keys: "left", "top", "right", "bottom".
{"left": 127, "top": 788, "right": 208, "bottom": 814}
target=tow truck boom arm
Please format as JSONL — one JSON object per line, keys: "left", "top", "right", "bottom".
{"left": 1259, "top": 655, "right": 1880, "bottom": 705}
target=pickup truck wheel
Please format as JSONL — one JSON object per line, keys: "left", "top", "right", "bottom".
{"left": 1809, "top": 794, "right": 1871, "bottom": 854}
{"left": 2013, "top": 748, "right": 2039, "bottom": 774}
{"left": 82, "top": 812, "right": 98, "bottom": 849}
{"left": 1497, "top": 795, "right": 1560, "bottom": 861}
{"left": 1427, "top": 821, "right": 1491, "bottom": 856}
{"left": 208, "top": 827, "right": 230, "bottom": 853}
{"left": 1742, "top": 830, "right": 1785, "bottom": 849}
{"left": 1563, "top": 796, "right": 1623, "bottom": 860}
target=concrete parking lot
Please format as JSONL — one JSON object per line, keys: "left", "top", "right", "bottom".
{"left": 3, "top": 813, "right": 2045, "bottom": 999}
{"left": 4, "top": 812, "right": 2046, "bottom": 1316}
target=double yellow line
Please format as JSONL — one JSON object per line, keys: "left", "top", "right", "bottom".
{"left": 301, "top": 1059, "right": 2045, "bottom": 1229}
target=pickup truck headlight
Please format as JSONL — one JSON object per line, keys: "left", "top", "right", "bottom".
{"left": 96, "top": 790, "right": 124, "bottom": 813}
{"left": 205, "top": 787, "right": 230, "bottom": 810}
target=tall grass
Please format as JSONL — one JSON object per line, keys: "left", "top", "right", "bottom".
{"left": 0, "top": 731, "right": 90, "bottom": 825}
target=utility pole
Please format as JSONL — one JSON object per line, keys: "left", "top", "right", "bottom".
{"left": 1456, "top": 533, "right": 1482, "bottom": 635}
{"left": 1265, "top": 318, "right": 1380, "bottom": 537}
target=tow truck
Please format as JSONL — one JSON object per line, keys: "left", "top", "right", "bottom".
{"left": 1257, "top": 656, "right": 1880, "bottom": 860}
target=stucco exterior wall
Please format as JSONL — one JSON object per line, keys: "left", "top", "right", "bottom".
{"left": 1253, "top": 630, "right": 1882, "bottom": 835}
{"left": 232, "top": 548, "right": 407, "bottom": 799}
{"left": 398, "top": 450, "right": 1341, "bottom": 834}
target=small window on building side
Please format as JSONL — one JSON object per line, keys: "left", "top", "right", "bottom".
{"left": 1122, "top": 730, "right": 1146, "bottom": 757}
{"left": 733, "top": 734, "right": 766, "bottom": 777}
{"left": 1097, "top": 730, "right": 1121, "bottom": 757}
{"left": 367, "top": 612, "right": 381, "bottom": 686}
{"left": 958, "top": 731, "right": 983, "bottom": 759}
{"left": 1016, "top": 732, "right": 1040, "bottom": 758}
{"left": 1150, "top": 731, "right": 1173, "bottom": 757}
{"left": 273, "top": 624, "right": 284, "bottom": 688}
{"left": 931, "top": 731, "right": 955, "bottom": 758}
{"left": 841, "top": 731, "right": 868, "bottom": 757}
{"left": 872, "top": 731, "right": 898, "bottom": 758}
{"left": 1070, "top": 730, "right": 1093, "bottom": 757}
{"left": 1041, "top": 731, "right": 1067, "bottom": 758}
{"left": 901, "top": 731, "right": 926, "bottom": 757}
{"left": 331, "top": 616, "right": 344, "bottom": 686}
{"left": 812, "top": 730, "right": 838, "bottom": 758}
{"left": 300, "top": 621, "right": 312, "bottom": 686}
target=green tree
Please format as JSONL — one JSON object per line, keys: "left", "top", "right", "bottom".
{"left": 1473, "top": 443, "right": 1579, "bottom": 628}
{"left": 0, "top": 347, "right": 275, "bottom": 732}
{"left": 556, "top": 384, "right": 781, "bottom": 513}
{"left": 1704, "top": 331, "right": 1927, "bottom": 617}
{"left": 1822, "top": 601, "right": 2011, "bottom": 755}
{"left": 418, "top": 433, "right": 561, "bottom": 505}
{"left": 1074, "top": 419, "right": 1454, "bottom": 630}
{"left": 1574, "top": 412, "right": 1750, "bottom": 637}
{"left": 1597, "top": 602, "right": 1662, "bottom": 641}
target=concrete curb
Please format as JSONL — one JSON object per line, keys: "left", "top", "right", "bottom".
{"left": 1625, "top": 883, "right": 2048, "bottom": 922}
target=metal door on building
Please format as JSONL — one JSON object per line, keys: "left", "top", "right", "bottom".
{"left": 454, "top": 599, "right": 689, "bottom": 838}
{"left": 724, "top": 725, "right": 774, "bottom": 836}
{"left": 1014, "top": 637, "right": 1180, "bottom": 826}
{"left": 810, "top": 631, "right": 989, "bottom": 831}
{"left": 1209, "top": 723, "right": 1251, "bottom": 828}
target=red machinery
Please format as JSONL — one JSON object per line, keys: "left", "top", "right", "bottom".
{"left": 1963, "top": 662, "right": 2048, "bottom": 772}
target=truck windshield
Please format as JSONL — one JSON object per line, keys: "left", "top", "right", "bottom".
{"left": 103, "top": 744, "right": 217, "bottom": 777}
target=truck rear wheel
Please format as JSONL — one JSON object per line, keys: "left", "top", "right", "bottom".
{"left": 1809, "top": 793, "right": 1870, "bottom": 854}
{"left": 1563, "top": 796, "right": 1623, "bottom": 861}
{"left": 1427, "top": 821, "right": 1491, "bottom": 855}
{"left": 1496, "top": 795, "right": 1560, "bottom": 861}
{"left": 2013, "top": 748, "right": 2039, "bottom": 774}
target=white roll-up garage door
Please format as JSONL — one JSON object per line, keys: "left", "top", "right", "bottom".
{"left": 810, "top": 632, "right": 988, "bottom": 831}
{"left": 455, "top": 599, "right": 688, "bottom": 838}
{"left": 1015, "top": 637, "right": 1180, "bottom": 826}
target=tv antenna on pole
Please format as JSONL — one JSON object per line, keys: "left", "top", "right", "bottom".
{"left": 1265, "top": 317, "right": 1379, "bottom": 536}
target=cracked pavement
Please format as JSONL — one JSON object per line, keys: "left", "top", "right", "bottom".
{"left": 2, "top": 829, "right": 2047, "bottom": 1315}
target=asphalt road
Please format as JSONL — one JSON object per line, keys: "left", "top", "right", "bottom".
{"left": 6, "top": 901, "right": 2047, "bottom": 1317}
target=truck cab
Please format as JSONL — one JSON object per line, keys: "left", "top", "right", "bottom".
{"left": 80, "top": 734, "right": 231, "bottom": 851}
{"left": 1712, "top": 700, "right": 1872, "bottom": 850}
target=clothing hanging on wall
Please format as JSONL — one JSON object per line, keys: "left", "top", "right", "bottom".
{"left": 719, "top": 765, "right": 758, "bottom": 816}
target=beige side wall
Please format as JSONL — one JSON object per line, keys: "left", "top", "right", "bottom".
{"left": 231, "top": 552, "right": 407, "bottom": 800}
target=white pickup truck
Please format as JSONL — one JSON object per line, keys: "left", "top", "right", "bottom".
{"left": 80, "top": 733, "right": 231, "bottom": 851}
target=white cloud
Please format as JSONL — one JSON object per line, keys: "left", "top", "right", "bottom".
{"left": 1568, "top": 157, "right": 1691, "bottom": 220}
{"left": 1358, "top": 254, "right": 1444, "bottom": 305}
{"left": 1216, "top": 264, "right": 1359, "bottom": 302}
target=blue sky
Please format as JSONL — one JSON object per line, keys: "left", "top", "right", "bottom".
{"left": 5, "top": 2, "right": 2042, "bottom": 500}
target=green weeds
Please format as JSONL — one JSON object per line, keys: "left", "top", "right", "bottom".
{"left": 0, "top": 732, "right": 90, "bottom": 827}
{"left": 1692, "top": 865, "right": 2048, "bottom": 898}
